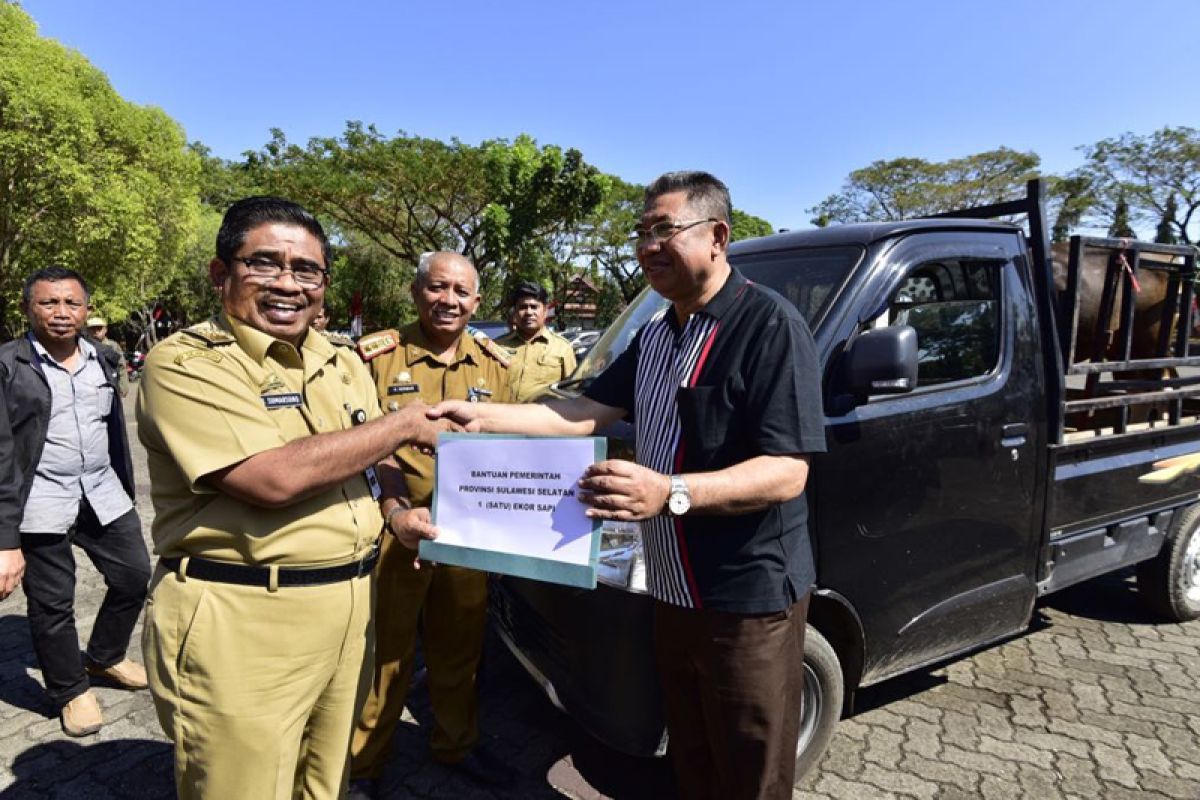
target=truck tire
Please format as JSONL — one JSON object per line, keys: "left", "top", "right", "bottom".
{"left": 794, "top": 625, "right": 844, "bottom": 782}
{"left": 1136, "top": 503, "right": 1200, "bottom": 622}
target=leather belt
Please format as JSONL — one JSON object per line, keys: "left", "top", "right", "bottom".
{"left": 160, "top": 547, "right": 379, "bottom": 588}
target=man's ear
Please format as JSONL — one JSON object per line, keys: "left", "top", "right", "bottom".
{"left": 712, "top": 220, "right": 731, "bottom": 255}
{"left": 209, "top": 258, "right": 229, "bottom": 291}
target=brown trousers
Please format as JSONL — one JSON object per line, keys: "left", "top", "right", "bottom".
{"left": 653, "top": 594, "right": 811, "bottom": 800}
{"left": 350, "top": 533, "right": 489, "bottom": 778}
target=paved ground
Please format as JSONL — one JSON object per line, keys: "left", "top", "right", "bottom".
{"left": 0, "top": 393, "right": 1197, "bottom": 799}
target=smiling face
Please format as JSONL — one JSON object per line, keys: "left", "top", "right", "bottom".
{"left": 210, "top": 222, "right": 326, "bottom": 347}
{"left": 23, "top": 278, "right": 88, "bottom": 351}
{"left": 412, "top": 253, "right": 480, "bottom": 350}
{"left": 635, "top": 190, "right": 729, "bottom": 314}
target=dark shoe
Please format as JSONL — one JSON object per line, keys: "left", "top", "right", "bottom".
{"left": 346, "top": 777, "right": 379, "bottom": 800}
{"left": 444, "top": 746, "right": 517, "bottom": 788}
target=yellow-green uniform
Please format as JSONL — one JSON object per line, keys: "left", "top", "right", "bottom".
{"left": 350, "top": 322, "right": 511, "bottom": 778}
{"left": 494, "top": 327, "right": 577, "bottom": 402}
{"left": 136, "top": 314, "right": 385, "bottom": 800}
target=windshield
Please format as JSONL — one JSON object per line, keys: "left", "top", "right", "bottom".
{"left": 562, "top": 244, "right": 863, "bottom": 391}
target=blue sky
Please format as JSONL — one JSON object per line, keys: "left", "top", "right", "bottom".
{"left": 19, "top": 0, "right": 1200, "bottom": 230}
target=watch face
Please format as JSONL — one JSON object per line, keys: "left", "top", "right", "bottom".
{"left": 668, "top": 492, "right": 690, "bottom": 515}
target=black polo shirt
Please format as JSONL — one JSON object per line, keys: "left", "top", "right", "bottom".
{"left": 585, "top": 268, "right": 827, "bottom": 614}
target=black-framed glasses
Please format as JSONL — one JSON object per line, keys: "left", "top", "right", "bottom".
{"left": 628, "top": 218, "right": 718, "bottom": 245}
{"left": 233, "top": 256, "right": 328, "bottom": 289}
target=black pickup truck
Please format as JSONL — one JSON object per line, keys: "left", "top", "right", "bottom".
{"left": 489, "top": 180, "right": 1200, "bottom": 780}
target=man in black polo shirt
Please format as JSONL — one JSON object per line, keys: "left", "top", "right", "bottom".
{"left": 430, "top": 171, "right": 826, "bottom": 799}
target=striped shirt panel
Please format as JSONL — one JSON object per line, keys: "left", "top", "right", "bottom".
{"left": 634, "top": 309, "right": 719, "bottom": 608}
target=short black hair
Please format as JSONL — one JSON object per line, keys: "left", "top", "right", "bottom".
{"left": 509, "top": 280, "right": 548, "bottom": 306}
{"left": 22, "top": 265, "right": 90, "bottom": 304}
{"left": 644, "top": 171, "right": 732, "bottom": 225}
{"left": 216, "top": 196, "right": 331, "bottom": 267}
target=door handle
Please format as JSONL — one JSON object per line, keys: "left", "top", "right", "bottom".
{"left": 1001, "top": 422, "right": 1027, "bottom": 448}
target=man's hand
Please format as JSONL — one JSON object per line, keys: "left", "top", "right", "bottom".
{"left": 389, "top": 402, "right": 462, "bottom": 453}
{"left": 386, "top": 505, "right": 438, "bottom": 551}
{"left": 577, "top": 459, "right": 671, "bottom": 521}
{"left": 0, "top": 548, "right": 26, "bottom": 601}
{"left": 427, "top": 400, "right": 484, "bottom": 432}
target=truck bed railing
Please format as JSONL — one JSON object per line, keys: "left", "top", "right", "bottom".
{"left": 1058, "top": 235, "right": 1200, "bottom": 437}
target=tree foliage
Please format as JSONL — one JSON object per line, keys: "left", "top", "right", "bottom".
{"left": 731, "top": 209, "right": 774, "bottom": 241}
{"left": 807, "top": 148, "right": 1041, "bottom": 225}
{"left": 1156, "top": 196, "right": 1179, "bottom": 245}
{"left": 247, "top": 123, "right": 608, "bottom": 314}
{"left": 0, "top": 3, "right": 200, "bottom": 338}
{"left": 1079, "top": 126, "right": 1200, "bottom": 244}
{"left": 1108, "top": 194, "right": 1136, "bottom": 239}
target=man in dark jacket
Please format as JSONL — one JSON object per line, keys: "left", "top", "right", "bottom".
{"left": 0, "top": 266, "right": 151, "bottom": 737}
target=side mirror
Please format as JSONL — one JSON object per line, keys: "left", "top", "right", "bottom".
{"left": 843, "top": 325, "right": 918, "bottom": 399}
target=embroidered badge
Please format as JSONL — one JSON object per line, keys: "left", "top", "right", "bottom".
{"left": 174, "top": 350, "right": 222, "bottom": 365}
{"left": 387, "top": 384, "right": 420, "bottom": 396}
{"left": 262, "top": 393, "right": 303, "bottom": 409}
{"left": 259, "top": 373, "right": 288, "bottom": 394}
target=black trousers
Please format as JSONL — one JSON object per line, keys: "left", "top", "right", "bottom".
{"left": 653, "top": 593, "right": 811, "bottom": 800}
{"left": 21, "top": 502, "right": 151, "bottom": 706}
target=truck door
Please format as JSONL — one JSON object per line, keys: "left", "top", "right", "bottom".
{"left": 817, "top": 231, "right": 1047, "bottom": 681}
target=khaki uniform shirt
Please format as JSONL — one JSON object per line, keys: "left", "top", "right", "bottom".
{"left": 136, "top": 313, "right": 384, "bottom": 565}
{"left": 362, "top": 322, "right": 511, "bottom": 508}
{"left": 494, "top": 328, "right": 576, "bottom": 403}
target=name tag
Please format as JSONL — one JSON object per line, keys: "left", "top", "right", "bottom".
{"left": 387, "top": 384, "right": 420, "bottom": 396}
{"left": 262, "top": 393, "right": 303, "bottom": 409}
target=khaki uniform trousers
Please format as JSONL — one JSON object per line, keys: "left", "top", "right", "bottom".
{"left": 350, "top": 532, "right": 488, "bottom": 777}
{"left": 143, "top": 564, "right": 374, "bottom": 800}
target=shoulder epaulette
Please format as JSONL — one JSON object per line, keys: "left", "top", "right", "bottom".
{"left": 471, "top": 331, "right": 511, "bottom": 369}
{"left": 180, "top": 321, "right": 236, "bottom": 348}
{"left": 324, "top": 331, "right": 356, "bottom": 349}
{"left": 357, "top": 330, "right": 400, "bottom": 362}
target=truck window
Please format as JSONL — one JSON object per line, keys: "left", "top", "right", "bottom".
{"left": 880, "top": 259, "right": 1003, "bottom": 386}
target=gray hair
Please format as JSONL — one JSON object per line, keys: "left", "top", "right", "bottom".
{"left": 644, "top": 171, "right": 732, "bottom": 225}
{"left": 415, "top": 251, "right": 479, "bottom": 291}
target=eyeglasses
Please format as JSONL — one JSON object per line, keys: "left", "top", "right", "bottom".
{"left": 233, "top": 256, "right": 328, "bottom": 289}
{"left": 628, "top": 218, "right": 718, "bottom": 245}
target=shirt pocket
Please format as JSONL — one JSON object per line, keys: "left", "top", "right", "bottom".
{"left": 94, "top": 381, "right": 115, "bottom": 420}
{"left": 528, "top": 353, "right": 566, "bottom": 384}
{"left": 675, "top": 384, "right": 738, "bottom": 459}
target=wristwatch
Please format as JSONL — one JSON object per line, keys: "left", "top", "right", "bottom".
{"left": 667, "top": 474, "right": 692, "bottom": 516}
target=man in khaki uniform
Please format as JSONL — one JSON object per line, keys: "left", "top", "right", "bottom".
{"left": 350, "top": 252, "right": 513, "bottom": 796}
{"left": 495, "top": 280, "right": 576, "bottom": 402}
{"left": 137, "top": 197, "right": 450, "bottom": 800}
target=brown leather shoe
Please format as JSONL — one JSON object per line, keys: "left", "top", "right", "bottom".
{"left": 85, "top": 658, "right": 148, "bottom": 690}
{"left": 61, "top": 690, "right": 103, "bottom": 737}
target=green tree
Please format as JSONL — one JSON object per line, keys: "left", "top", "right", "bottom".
{"left": 248, "top": 124, "right": 607, "bottom": 314}
{"left": 1108, "top": 194, "right": 1136, "bottom": 239}
{"left": 1079, "top": 126, "right": 1200, "bottom": 244}
{"left": 807, "top": 148, "right": 1041, "bottom": 224}
{"left": 0, "top": 3, "right": 200, "bottom": 338}
{"left": 731, "top": 209, "right": 773, "bottom": 241}
{"left": 1156, "top": 195, "right": 1180, "bottom": 245}
{"left": 1047, "top": 174, "right": 1096, "bottom": 243}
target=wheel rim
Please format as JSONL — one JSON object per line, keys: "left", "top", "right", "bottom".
{"left": 795, "top": 661, "right": 822, "bottom": 758}
{"left": 1184, "top": 526, "right": 1200, "bottom": 604}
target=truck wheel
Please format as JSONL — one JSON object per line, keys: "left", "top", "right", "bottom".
{"left": 1136, "top": 503, "right": 1200, "bottom": 622}
{"left": 794, "top": 625, "right": 844, "bottom": 782}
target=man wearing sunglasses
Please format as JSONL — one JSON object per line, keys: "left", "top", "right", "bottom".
{"left": 432, "top": 172, "right": 827, "bottom": 799}
{"left": 136, "top": 196, "right": 454, "bottom": 799}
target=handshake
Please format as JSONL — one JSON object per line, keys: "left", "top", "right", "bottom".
{"left": 382, "top": 400, "right": 487, "bottom": 454}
